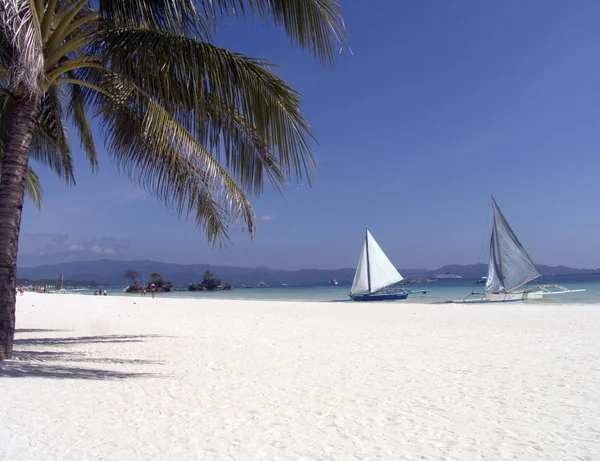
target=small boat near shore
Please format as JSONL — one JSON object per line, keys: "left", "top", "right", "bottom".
{"left": 459, "top": 197, "right": 584, "bottom": 303}
{"left": 434, "top": 272, "right": 462, "bottom": 279}
{"left": 242, "top": 281, "right": 270, "bottom": 288}
{"left": 350, "top": 229, "right": 427, "bottom": 302}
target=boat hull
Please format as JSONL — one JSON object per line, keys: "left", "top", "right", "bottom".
{"left": 460, "top": 286, "right": 582, "bottom": 303}
{"left": 350, "top": 292, "right": 409, "bottom": 302}
{"left": 485, "top": 291, "right": 542, "bottom": 303}
{"left": 485, "top": 291, "right": 529, "bottom": 302}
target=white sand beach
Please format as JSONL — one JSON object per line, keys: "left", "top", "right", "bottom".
{"left": 1, "top": 293, "right": 599, "bottom": 460}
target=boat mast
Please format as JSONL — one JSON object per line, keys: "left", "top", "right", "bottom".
{"left": 491, "top": 197, "right": 505, "bottom": 290}
{"left": 365, "top": 228, "right": 372, "bottom": 294}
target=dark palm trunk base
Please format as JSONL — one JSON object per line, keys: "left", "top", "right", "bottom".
{"left": 0, "top": 95, "right": 40, "bottom": 360}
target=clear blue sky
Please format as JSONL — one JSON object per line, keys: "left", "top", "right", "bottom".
{"left": 18, "top": 0, "right": 600, "bottom": 270}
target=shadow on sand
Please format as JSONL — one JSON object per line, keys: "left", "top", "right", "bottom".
{"left": 13, "top": 334, "right": 164, "bottom": 346}
{"left": 15, "top": 328, "right": 69, "bottom": 334}
{"left": 1, "top": 331, "right": 168, "bottom": 381}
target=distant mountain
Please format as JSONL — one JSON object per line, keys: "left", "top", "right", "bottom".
{"left": 423, "top": 264, "right": 590, "bottom": 278}
{"left": 17, "top": 260, "right": 357, "bottom": 287}
{"left": 16, "top": 259, "right": 593, "bottom": 287}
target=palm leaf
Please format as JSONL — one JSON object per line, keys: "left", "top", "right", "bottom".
{"left": 203, "top": 0, "right": 349, "bottom": 65}
{"left": 98, "top": 0, "right": 348, "bottom": 65}
{"left": 24, "top": 165, "right": 42, "bottom": 209}
{"left": 97, "top": 87, "right": 256, "bottom": 243}
{"left": 98, "top": 0, "right": 210, "bottom": 37}
{"left": 100, "top": 27, "right": 316, "bottom": 187}
{"left": 67, "top": 72, "right": 98, "bottom": 172}
{"left": 30, "top": 86, "right": 75, "bottom": 184}
{"left": 201, "top": 93, "right": 286, "bottom": 194}
{"left": 0, "top": 0, "right": 44, "bottom": 94}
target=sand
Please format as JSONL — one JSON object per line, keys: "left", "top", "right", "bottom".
{"left": 1, "top": 293, "right": 599, "bottom": 460}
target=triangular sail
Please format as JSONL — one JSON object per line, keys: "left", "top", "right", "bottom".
{"left": 351, "top": 229, "right": 403, "bottom": 295}
{"left": 350, "top": 241, "right": 369, "bottom": 295}
{"left": 485, "top": 198, "right": 541, "bottom": 293}
{"left": 485, "top": 230, "right": 504, "bottom": 293}
{"left": 366, "top": 231, "right": 404, "bottom": 293}
{"left": 55, "top": 271, "right": 63, "bottom": 291}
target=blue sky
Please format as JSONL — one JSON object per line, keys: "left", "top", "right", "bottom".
{"left": 18, "top": 1, "right": 600, "bottom": 270}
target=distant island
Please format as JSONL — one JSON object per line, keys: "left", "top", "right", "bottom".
{"left": 16, "top": 259, "right": 596, "bottom": 288}
{"left": 123, "top": 270, "right": 173, "bottom": 293}
{"left": 122, "top": 269, "right": 232, "bottom": 293}
{"left": 187, "top": 271, "right": 232, "bottom": 291}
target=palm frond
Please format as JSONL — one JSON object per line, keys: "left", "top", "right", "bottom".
{"left": 202, "top": 93, "right": 287, "bottom": 194}
{"left": 67, "top": 73, "right": 97, "bottom": 172}
{"left": 98, "top": 0, "right": 210, "bottom": 38}
{"left": 0, "top": 0, "right": 44, "bottom": 94}
{"left": 24, "top": 165, "right": 42, "bottom": 209}
{"left": 30, "top": 86, "right": 75, "bottom": 184}
{"left": 98, "top": 88, "right": 256, "bottom": 243}
{"left": 45, "top": 0, "right": 94, "bottom": 52}
{"left": 100, "top": 27, "right": 316, "bottom": 188}
{"left": 202, "top": 0, "right": 349, "bottom": 65}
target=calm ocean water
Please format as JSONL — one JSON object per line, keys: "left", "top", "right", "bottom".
{"left": 77, "top": 274, "right": 600, "bottom": 304}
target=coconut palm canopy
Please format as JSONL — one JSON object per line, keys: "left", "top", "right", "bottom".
{"left": 0, "top": 0, "right": 348, "bottom": 241}
{"left": 0, "top": 0, "right": 348, "bottom": 359}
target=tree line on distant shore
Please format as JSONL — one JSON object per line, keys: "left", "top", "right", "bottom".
{"left": 124, "top": 269, "right": 231, "bottom": 293}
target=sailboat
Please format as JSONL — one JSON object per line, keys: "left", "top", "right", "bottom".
{"left": 55, "top": 271, "right": 64, "bottom": 291}
{"left": 465, "top": 197, "right": 584, "bottom": 302}
{"left": 350, "top": 229, "right": 427, "bottom": 301}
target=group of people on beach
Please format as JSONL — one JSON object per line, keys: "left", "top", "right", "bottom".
{"left": 16, "top": 285, "right": 154, "bottom": 297}
{"left": 17, "top": 286, "right": 48, "bottom": 295}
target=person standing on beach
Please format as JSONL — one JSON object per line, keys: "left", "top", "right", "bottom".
{"left": 150, "top": 283, "right": 155, "bottom": 299}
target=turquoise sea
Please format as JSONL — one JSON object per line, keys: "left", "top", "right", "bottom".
{"left": 76, "top": 274, "right": 600, "bottom": 304}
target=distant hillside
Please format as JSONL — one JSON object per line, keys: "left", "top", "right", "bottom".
{"left": 17, "top": 260, "right": 593, "bottom": 287}
{"left": 17, "top": 260, "right": 357, "bottom": 287}
{"left": 430, "top": 264, "right": 590, "bottom": 278}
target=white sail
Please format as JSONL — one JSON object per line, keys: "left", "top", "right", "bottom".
{"left": 485, "top": 230, "right": 504, "bottom": 293}
{"left": 350, "top": 241, "right": 369, "bottom": 295}
{"left": 351, "top": 229, "right": 404, "bottom": 296}
{"left": 366, "top": 231, "right": 404, "bottom": 293}
{"left": 485, "top": 198, "right": 541, "bottom": 293}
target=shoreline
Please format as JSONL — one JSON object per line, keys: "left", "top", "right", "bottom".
{"left": 15, "top": 283, "right": 600, "bottom": 305}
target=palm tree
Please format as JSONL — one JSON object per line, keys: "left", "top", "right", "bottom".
{"left": 0, "top": 0, "right": 348, "bottom": 359}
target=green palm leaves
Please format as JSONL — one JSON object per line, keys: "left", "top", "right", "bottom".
{"left": 0, "top": 0, "right": 348, "bottom": 242}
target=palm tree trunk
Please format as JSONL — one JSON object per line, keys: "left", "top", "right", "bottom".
{"left": 0, "top": 95, "right": 41, "bottom": 360}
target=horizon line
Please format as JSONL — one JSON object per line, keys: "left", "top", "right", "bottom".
{"left": 17, "top": 258, "right": 596, "bottom": 272}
